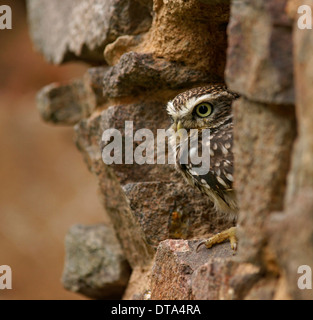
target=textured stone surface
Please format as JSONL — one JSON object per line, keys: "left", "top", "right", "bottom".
{"left": 192, "top": 260, "right": 261, "bottom": 300}
{"left": 62, "top": 224, "right": 131, "bottom": 299}
{"left": 226, "top": 0, "right": 294, "bottom": 105}
{"left": 37, "top": 81, "right": 91, "bottom": 125}
{"left": 143, "top": 0, "right": 230, "bottom": 75}
{"left": 124, "top": 181, "right": 234, "bottom": 248}
{"left": 122, "top": 264, "right": 153, "bottom": 300}
{"left": 269, "top": 4, "right": 313, "bottom": 300}
{"left": 103, "top": 52, "right": 215, "bottom": 99}
{"left": 37, "top": 68, "right": 108, "bottom": 125}
{"left": 267, "top": 190, "right": 313, "bottom": 300}
{"left": 84, "top": 67, "right": 108, "bottom": 108}
{"left": 223, "top": 0, "right": 313, "bottom": 301}
{"left": 150, "top": 240, "right": 234, "bottom": 300}
{"left": 26, "top": 0, "right": 152, "bottom": 64}
{"left": 233, "top": 98, "right": 296, "bottom": 263}
{"left": 75, "top": 115, "right": 155, "bottom": 269}
{"left": 99, "top": 100, "right": 173, "bottom": 184}
{"left": 287, "top": 2, "right": 313, "bottom": 200}
{"left": 104, "top": 35, "right": 143, "bottom": 66}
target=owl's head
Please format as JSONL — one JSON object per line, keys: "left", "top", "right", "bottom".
{"left": 167, "top": 85, "right": 238, "bottom": 131}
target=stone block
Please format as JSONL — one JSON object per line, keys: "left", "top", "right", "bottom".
{"left": 287, "top": 6, "right": 313, "bottom": 200}
{"left": 84, "top": 67, "right": 108, "bottom": 108}
{"left": 146, "top": 0, "right": 230, "bottom": 75}
{"left": 124, "top": 181, "right": 234, "bottom": 248}
{"left": 192, "top": 259, "right": 260, "bottom": 300}
{"left": 150, "top": 240, "right": 234, "bottom": 300}
{"left": 26, "top": 0, "right": 152, "bottom": 64}
{"left": 62, "top": 224, "right": 131, "bottom": 299}
{"left": 104, "top": 35, "right": 143, "bottom": 66}
{"left": 226, "top": 0, "right": 294, "bottom": 105}
{"left": 36, "top": 80, "right": 91, "bottom": 125}
{"left": 99, "top": 100, "right": 173, "bottom": 184}
{"left": 267, "top": 190, "right": 313, "bottom": 300}
{"left": 37, "top": 67, "right": 108, "bottom": 125}
{"left": 233, "top": 97, "right": 296, "bottom": 263}
{"left": 122, "top": 265, "right": 152, "bottom": 300}
{"left": 103, "top": 52, "right": 214, "bottom": 99}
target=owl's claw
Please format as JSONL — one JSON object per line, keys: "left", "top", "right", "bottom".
{"left": 196, "top": 226, "right": 237, "bottom": 252}
{"left": 196, "top": 240, "right": 208, "bottom": 252}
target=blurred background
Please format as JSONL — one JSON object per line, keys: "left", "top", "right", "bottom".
{"left": 0, "top": 0, "right": 106, "bottom": 299}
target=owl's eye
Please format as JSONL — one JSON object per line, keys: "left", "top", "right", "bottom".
{"left": 195, "top": 103, "right": 213, "bottom": 118}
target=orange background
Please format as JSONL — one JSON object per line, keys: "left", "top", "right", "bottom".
{"left": 0, "top": 1, "right": 106, "bottom": 299}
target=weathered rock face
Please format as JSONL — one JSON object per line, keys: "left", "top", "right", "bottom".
{"left": 62, "top": 224, "right": 131, "bottom": 299}
{"left": 288, "top": 0, "right": 313, "bottom": 199}
{"left": 37, "top": 81, "right": 91, "bottom": 125}
{"left": 150, "top": 240, "right": 234, "bottom": 300}
{"left": 233, "top": 99, "right": 296, "bottom": 263}
{"left": 102, "top": 52, "right": 215, "bottom": 99}
{"left": 225, "top": 0, "right": 313, "bottom": 300}
{"left": 26, "top": 0, "right": 152, "bottom": 64}
{"left": 226, "top": 0, "right": 294, "bottom": 105}
{"left": 28, "top": 0, "right": 313, "bottom": 300}
{"left": 36, "top": 67, "right": 108, "bottom": 126}
{"left": 144, "top": 0, "right": 230, "bottom": 75}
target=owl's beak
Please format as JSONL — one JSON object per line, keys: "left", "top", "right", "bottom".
{"left": 176, "top": 121, "right": 183, "bottom": 131}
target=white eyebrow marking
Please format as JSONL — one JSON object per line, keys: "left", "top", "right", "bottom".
{"left": 166, "top": 101, "right": 177, "bottom": 118}
{"left": 179, "top": 93, "right": 214, "bottom": 118}
{"left": 167, "top": 93, "right": 217, "bottom": 119}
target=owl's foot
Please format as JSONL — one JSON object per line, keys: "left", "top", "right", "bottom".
{"left": 196, "top": 226, "right": 237, "bottom": 252}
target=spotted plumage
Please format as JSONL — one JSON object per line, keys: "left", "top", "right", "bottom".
{"left": 167, "top": 85, "right": 239, "bottom": 218}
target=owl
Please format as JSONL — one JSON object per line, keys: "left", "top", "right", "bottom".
{"left": 167, "top": 85, "right": 239, "bottom": 250}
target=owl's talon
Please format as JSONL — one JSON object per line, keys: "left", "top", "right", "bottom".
{"left": 230, "top": 233, "right": 238, "bottom": 251}
{"left": 196, "top": 227, "right": 237, "bottom": 252}
{"left": 196, "top": 240, "right": 207, "bottom": 253}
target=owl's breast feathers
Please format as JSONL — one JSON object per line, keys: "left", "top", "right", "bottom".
{"left": 177, "top": 122, "right": 238, "bottom": 215}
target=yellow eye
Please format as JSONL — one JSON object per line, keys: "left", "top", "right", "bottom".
{"left": 195, "top": 103, "right": 213, "bottom": 118}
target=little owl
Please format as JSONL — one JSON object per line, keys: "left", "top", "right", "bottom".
{"left": 167, "top": 85, "right": 239, "bottom": 251}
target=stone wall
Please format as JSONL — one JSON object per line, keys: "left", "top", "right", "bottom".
{"left": 27, "top": 0, "right": 313, "bottom": 299}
